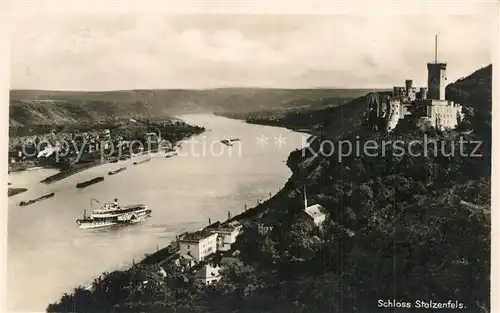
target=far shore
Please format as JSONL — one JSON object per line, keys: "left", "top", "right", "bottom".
{"left": 37, "top": 137, "right": 195, "bottom": 184}
{"left": 9, "top": 118, "right": 206, "bottom": 185}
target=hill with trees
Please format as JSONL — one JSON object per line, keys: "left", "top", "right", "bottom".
{"left": 47, "top": 65, "right": 491, "bottom": 313}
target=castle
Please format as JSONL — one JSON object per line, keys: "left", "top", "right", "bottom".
{"left": 367, "top": 36, "right": 463, "bottom": 131}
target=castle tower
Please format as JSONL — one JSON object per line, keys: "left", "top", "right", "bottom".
{"left": 427, "top": 35, "right": 447, "bottom": 100}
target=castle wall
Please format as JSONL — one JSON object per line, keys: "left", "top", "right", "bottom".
{"left": 425, "top": 100, "right": 462, "bottom": 129}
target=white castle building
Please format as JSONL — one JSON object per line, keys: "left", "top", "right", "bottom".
{"left": 367, "top": 35, "right": 463, "bottom": 131}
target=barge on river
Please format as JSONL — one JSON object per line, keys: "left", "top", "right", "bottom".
{"left": 133, "top": 158, "right": 151, "bottom": 165}
{"left": 19, "top": 192, "right": 55, "bottom": 206}
{"left": 76, "top": 177, "right": 104, "bottom": 189}
{"left": 77, "top": 199, "right": 152, "bottom": 229}
{"left": 108, "top": 167, "right": 127, "bottom": 175}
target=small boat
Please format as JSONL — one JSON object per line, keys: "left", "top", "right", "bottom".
{"left": 76, "top": 177, "right": 104, "bottom": 189}
{"left": 133, "top": 158, "right": 151, "bottom": 165}
{"left": 19, "top": 192, "right": 55, "bottom": 206}
{"left": 26, "top": 166, "right": 43, "bottom": 171}
{"left": 221, "top": 139, "right": 233, "bottom": 147}
{"left": 76, "top": 199, "right": 152, "bottom": 229}
{"left": 229, "top": 138, "right": 240, "bottom": 142}
{"left": 108, "top": 167, "right": 127, "bottom": 175}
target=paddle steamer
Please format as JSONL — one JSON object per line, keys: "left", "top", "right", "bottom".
{"left": 76, "top": 199, "right": 152, "bottom": 229}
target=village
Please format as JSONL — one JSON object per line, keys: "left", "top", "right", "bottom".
{"left": 8, "top": 118, "right": 201, "bottom": 173}
{"left": 9, "top": 127, "right": 162, "bottom": 163}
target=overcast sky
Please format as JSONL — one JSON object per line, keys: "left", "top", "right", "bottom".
{"left": 10, "top": 11, "right": 495, "bottom": 90}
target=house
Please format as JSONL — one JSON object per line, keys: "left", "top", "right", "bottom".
{"left": 117, "top": 140, "right": 131, "bottom": 150}
{"left": 304, "top": 204, "right": 326, "bottom": 226}
{"left": 101, "top": 141, "right": 111, "bottom": 150}
{"left": 37, "top": 146, "right": 56, "bottom": 158}
{"left": 210, "top": 221, "right": 243, "bottom": 252}
{"left": 158, "top": 267, "right": 167, "bottom": 277}
{"left": 9, "top": 150, "right": 22, "bottom": 163}
{"left": 178, "top": 230, "right": 218, "bottom": 263}
{"left": 101, "top": 129, "right": 111, "bottom": 140}
{"left": 194, "top": 264, "right": 221, "bottom": 285}
{"left": 366, "top": 35, "right": 463, "bottom": 132}
{"left": 302, "top": 186, "right": 326, "bottom": 226}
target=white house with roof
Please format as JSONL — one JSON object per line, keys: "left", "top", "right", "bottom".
{"left": 210, "top": 221, "right": 243, "bottom": 252}
{"left": 178, "top": 230, "right": 218, "bottom": 263}
{"left": 37, "top": 146, "right": 57, "bottom": 158}
{"left": 303, "top": 186, "right": 326, "bottom": 226}
{"left": 194, "top": 264, "right": 221, "bottom": 285}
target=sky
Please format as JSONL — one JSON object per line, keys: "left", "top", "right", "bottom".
{"left": 10, "top": 8, "right": 496, "bottom": 90}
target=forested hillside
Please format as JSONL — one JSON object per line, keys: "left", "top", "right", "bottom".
{"left": 446, "top": 64, "right": 492, "bottom": 113}
{"left": 9, "top": 88, "right": 374, "bottom": 130}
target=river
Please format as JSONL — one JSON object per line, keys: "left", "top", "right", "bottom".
{"left": 7, "top": 114, "right": 308, "bottom": 312}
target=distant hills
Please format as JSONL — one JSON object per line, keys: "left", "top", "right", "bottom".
{"left": 9, "top": 88, "right": 376, "bottom": 130}
{"left": 10, "top": 64, "right": 491, "bottom": 135}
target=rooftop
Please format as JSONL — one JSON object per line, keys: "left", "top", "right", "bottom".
{"left": 210, "top": 220, "right": 242, "bottom": 233}
{"left": 179, "top": 230, "right": 217, "bottom": 243}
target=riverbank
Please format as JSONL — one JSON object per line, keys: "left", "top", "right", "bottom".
{"left": 9, "top": 117, "right": 205, "bottom": 178}
{"left": 139, "top": 175, "right": 289, "bottom": 266}
{"left": 40, "top": 160, "right": 102, "bottom": 183}
{"left": 215, "top": 92, "right": 371, "bottom": 139}
{"left": 37, "top": 138, "right": 193, "bottom": 184}
{"left": 33, "top": 126, "right": 204, "bottom": 184}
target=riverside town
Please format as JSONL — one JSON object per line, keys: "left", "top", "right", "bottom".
{"left": 7, "top": 9, "right": 492, "bottom": 313}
